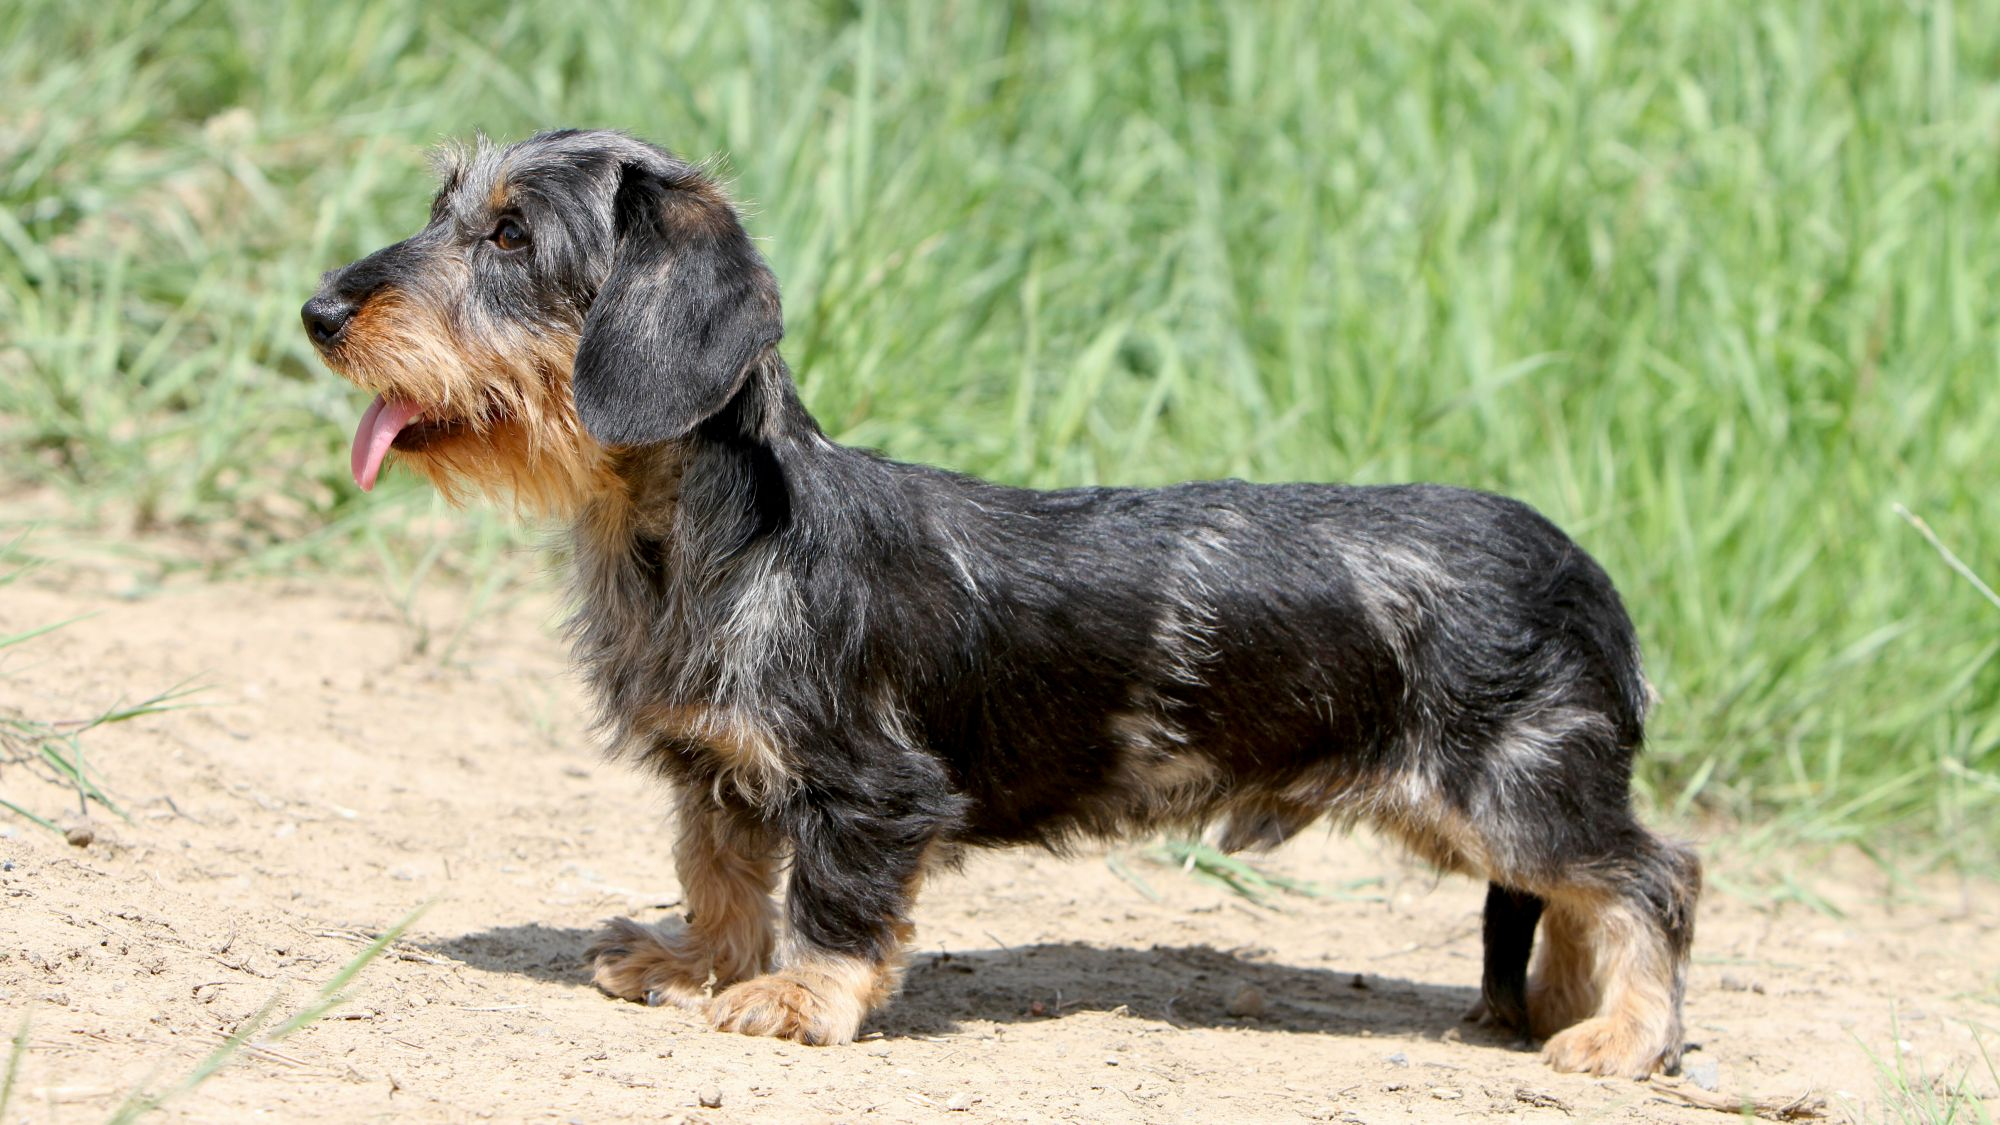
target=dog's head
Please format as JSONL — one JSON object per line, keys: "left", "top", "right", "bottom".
{"left": 302, "top": 130, "right": 781, "bottom": 510}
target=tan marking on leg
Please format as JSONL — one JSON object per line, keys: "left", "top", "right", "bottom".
{"left": 1534, "top": 887, "right": 1685, "bottom": 1078}
{"left": 585, "top": 916, "right": 711, "bottom": 1008}
{"left": 706, "top": 951, "right": 895, "bottom": 1045}
{"left": 589, "top": 790, "right": 776, "bottom": 1006}
{"left": 698, "top": 713, "right": 789, "bottom": 803}
{"left": 707, "top": 837, "right": 940, "bottom": 1044}
{"left": 677, "top": 795, "right": 781, "bottom": 987}
{"left": 1527, "top": 897, "right": 1599, "bottom": 1039}
{"left": 1372, "top": 787, "right": 1490, "bottom": 877}
{"left": 636, "top": 704, "right": 791, "bottom": 803}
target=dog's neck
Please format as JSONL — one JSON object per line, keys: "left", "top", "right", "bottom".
{"left": 563, "top": 349, "right": 836, "bottom": 730}
{"left": 568, "top": 349, "right": 828, "bottom": 597}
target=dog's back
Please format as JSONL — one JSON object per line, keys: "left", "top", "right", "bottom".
{"left": 838, "top": 472, "right": 1649, "bottom": 857}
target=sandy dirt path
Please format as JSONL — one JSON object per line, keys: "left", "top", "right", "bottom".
{"left": 2, "top": 573, "right": 1995, "bottom": 1123}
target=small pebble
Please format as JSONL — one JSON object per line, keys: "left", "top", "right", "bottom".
{"left": 1385, "top": 1051, "right": 1410, "bottom": 1068}
{"left": 945, "top": 1091, "right": 975, "bottom": 1111}
{"left": 698, "top": 1086, "right": 723, "bottom": 1108}
{"left": 65, "top": 825, "right": 93, "bottom": 848}
{"left": 1104, "top": 1056, "right": 1120, "bottom": 1066}
{"left": 1430, "top": 1087, "right": 1463, "bottom": 1100}
{"left": 1685, "top": 1059, "right": 1720, "bottom": 1092}
{"left": 1225, "top": 985, "right": 1267, "bottom": 1019}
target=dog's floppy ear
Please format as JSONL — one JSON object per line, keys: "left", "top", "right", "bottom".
{"left": 573, "top": 162, "right": 782, "bottom": 445}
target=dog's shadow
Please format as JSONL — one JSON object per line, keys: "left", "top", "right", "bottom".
{"left": 427, "top": 923, "right": 599, "bottom": 986}
{"left": 427, "top": 924, "right": 1500, "bottom": 1044}
{"left": 881, "top": 942, "right": 1485, "bottom": 1041}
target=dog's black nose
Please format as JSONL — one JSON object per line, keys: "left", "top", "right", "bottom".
{"left": 302, "top": 295, "right": 357, "bottom": 345}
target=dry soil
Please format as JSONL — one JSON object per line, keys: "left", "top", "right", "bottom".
{"left": 2, "top": 563, "right": 1996, "bottom": 1123}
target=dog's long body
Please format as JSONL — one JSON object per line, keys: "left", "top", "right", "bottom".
{"left": 305, "top": 129, "right": 1698, "bottom": 1078}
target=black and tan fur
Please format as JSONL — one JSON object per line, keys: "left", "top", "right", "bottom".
{"left": 303, "top": 130, "right": 1700, "bottom": 1078}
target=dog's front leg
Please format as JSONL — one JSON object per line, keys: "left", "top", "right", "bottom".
{"left": 707, "top": 758, "right": 951, "bottom": 1045}
{"left": 589, "top": 787, "right": 779, "bottom": 1007}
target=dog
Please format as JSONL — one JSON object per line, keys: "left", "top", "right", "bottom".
{"left": 303, "top": 129, "right": 1699, "bottom": 1078}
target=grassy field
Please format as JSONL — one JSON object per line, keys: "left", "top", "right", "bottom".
{"left": 2, "top": 0, "right": 1997, "bottom": 863}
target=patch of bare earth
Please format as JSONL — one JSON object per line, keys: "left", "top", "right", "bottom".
{"left": 2, "top": 573, "right": 1995, "bottom": 1123}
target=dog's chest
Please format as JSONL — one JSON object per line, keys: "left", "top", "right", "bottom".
{"left": 566, "top": 525, "right": 792, "bottom": 800}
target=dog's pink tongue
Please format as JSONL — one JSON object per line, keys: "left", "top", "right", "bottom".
{"left": 350, "top": 395, "right": 424, "bottom": 492}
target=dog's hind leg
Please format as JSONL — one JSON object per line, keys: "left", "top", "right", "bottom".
{"left": 1531, "top": 831, "right": 1700, "bottom": 1078}
{"left": 589, "top": 788, "right": 779, "bottom": 1008}
{"left": 1465, "top": 881, "right": 1543, "bottom": 1036}
{"left": 1386, "top": 763, "right": 1698, "bottom": 1075}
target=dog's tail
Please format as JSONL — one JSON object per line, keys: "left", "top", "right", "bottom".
{"left": 1605, "top": 613, "right": 1654, "bottom": 752}
{"left": 1556, "top": 550, "right": 1653, "bottom": 752}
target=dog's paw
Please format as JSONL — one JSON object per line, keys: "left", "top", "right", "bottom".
{"left": 1462, "top": 994, "right": 1536, "bottom": 1037}
{"left": 1541, "top": 1016, "right": 1671, "bottom": 1079}
{"left": 586, "top": 916, "right": 710, "bottom": 1009}
{"left": 1461, "top": 996, "right": 1510, "bottom": 1028}
{"left": 707, "top": 965, "right": 871, "bottom": 1045}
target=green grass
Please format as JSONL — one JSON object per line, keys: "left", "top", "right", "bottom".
{"left": 1147, "top": 839, "right": 1386, "bottom": 908}
{"left": 0, "top": 674, "right": 196, "bottom": 836}
{"left": 0, "top": 534, "right": 194, "bottom": 834}
{"left": 1862, "top": 1019, "right": 1999, "bottom": 1125}
{"left": 0, "top": 912, "right": 415, "bottom": 1125}
{"left": 101, "top": 909, "right": 421, "bottom": 1124}
{"left": 2, "top": 0, "right": 1997, "bottom": 859}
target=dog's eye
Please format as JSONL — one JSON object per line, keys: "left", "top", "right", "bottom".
{"left": 490, "top": 217, "right": 530, "bottom": 252}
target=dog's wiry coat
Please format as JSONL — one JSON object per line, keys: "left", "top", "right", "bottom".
{"left": 304, "top": 129, "right": 1700, "bottom": 1078}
